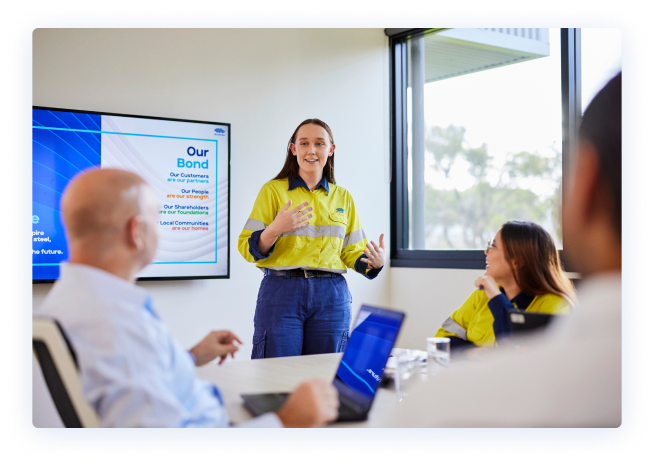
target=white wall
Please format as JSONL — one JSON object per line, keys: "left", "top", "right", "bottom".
{"left": 32, "top": 28, "right": 482, "bottom": 427}
{"left": 389, "top": 268, "right": 484, "bottom": 349}
{"left": 32, "top": 28, "right": 394, "bottom": 425}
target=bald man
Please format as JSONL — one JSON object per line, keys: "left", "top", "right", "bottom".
{"left": 386, "top": 73, "right": 622, "bottom": 427}
{"left": 35, "top": 169, "right": 339, "bottom": 428}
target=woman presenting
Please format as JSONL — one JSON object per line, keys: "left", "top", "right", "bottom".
{"left": 435, "top": 221, "right": 575, "bottom": 358}
{"left": 238, "top": 118, "right": 385, "bottom": 359}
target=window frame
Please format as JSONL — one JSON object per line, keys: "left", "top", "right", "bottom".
{"left": 388, "top": 28, "right": 581, "bottom": 270}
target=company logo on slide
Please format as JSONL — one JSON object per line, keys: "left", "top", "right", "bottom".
{"left": 214, "top": 128, "right": 226, "bottom": 136}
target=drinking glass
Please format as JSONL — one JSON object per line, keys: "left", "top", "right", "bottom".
{"left": 393, "top": 349, "right": 421, "bottom": 401}
{"left": 426, "top": 337, "right": 450, "bottom": 375}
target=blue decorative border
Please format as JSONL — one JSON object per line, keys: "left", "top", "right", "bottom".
{"left": 32, "top": 126, "right": 219, "bottom": 265}
{"left": 7, "top": 7, "right": 647, "bottom": 456}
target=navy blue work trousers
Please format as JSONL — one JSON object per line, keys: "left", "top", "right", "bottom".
{"left": 251, "top": 273, "right": 352, "bottom": 359}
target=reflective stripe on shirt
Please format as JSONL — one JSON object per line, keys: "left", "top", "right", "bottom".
{"left": 442, "top": 317, "right": 468, "bottom": 341}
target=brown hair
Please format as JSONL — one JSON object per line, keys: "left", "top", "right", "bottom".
{"left": 500, "top": 221, "right": 576, "bottom": 306}
{"left": 272, "top": 118, "right": 336, "bottom": 184}
{"left": 579, "top": 72, "right": 621, "bottom": 239}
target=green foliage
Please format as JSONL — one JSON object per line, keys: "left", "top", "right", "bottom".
{"left": 505, "top": 150, "right": 561, "bottom": 180}
{"left": 421, "top": 124, "right": 562, "bottom": 248}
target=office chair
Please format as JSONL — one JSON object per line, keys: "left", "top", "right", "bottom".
{"left": 32, "top": 318, "right": 101, "bottom": 428}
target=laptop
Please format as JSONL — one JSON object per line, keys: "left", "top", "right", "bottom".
{"left": 241, "top": 304, "right": 405, "bottom": 422}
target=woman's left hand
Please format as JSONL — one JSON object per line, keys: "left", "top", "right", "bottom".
{"left": 361, "top": 234, "right": 385, "bottom": 269}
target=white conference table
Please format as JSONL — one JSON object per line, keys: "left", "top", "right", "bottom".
{"left": 196, "top": 353, "right": 401, "bottom": 427}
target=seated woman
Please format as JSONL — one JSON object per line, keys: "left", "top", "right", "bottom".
{"left": 435, "top": 221, "right": 575, "bottom": 355}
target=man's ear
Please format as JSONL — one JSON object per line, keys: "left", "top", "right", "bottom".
{"left": 573, "top": 142, "right": 603, "bottom": 226}
{"left": 126, "top": 215, "right": 144, "bottom": 251}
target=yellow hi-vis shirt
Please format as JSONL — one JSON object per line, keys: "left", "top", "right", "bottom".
{"left": 238, "top": 177, "right": 377, "bottom": 278}
{"left": 435, "top": 289, "right": 570, "bottom": 347}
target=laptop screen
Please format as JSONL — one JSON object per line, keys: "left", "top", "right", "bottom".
{"left": 334, "top": 305, "right": 404, "bottom": 409}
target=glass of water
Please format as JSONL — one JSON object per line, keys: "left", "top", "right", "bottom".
{"left": 426, "top": 337, "right": 450, "bottom": 375}
{"left": 393, "top": 349, "right": 421, "bottom": 401}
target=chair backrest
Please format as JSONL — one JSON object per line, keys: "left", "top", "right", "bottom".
{"left": 32, "top": 318, "right": 101, "bottom": 428}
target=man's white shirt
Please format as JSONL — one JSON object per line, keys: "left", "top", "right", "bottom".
{"left": 35, "top": 263, "right": 281, "bottom": 428}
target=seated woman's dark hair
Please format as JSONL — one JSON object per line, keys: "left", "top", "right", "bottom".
{"left": 500, "top": 221, "right": 576, "bottom": 305}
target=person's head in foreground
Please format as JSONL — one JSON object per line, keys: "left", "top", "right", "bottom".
{"left": 563, "top": 72, "right": 621, "bottom": 274}
{"left": 43, "top": 168, "right": 338, "bottom": 427}
{"left": 61, "top": 168, "right": 160, "bottom": 281}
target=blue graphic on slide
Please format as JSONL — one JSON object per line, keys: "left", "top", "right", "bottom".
{"left": 335, "top": 313, "right": 400, "bottom": 399}
{"left": 33, "top": 110, "right": 102, "bottom": 280}
{"left": 33, "top": 108, "right": 229, "bottom": 282}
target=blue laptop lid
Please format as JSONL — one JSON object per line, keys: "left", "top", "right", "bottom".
{"left": 334, "top": 305, "right": 405, "bottom": 410}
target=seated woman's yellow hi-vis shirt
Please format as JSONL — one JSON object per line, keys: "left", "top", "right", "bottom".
{"left": 238, "top": 177, "right": 381, "bottom": 279}
{"left": 435, "top": 289, "right": 570, "bottom": 349}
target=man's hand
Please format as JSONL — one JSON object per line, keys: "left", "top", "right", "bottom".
{"left": 275, "top": 379, "right": 339, "bottom": 428}
{"left": 189, "top": 331, "right": 243, "bottom": 367}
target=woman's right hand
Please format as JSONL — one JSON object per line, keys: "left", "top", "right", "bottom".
{"left": 259, "top": 200, "right": 313, "bottom": 254}
{"left": 269, "top": 200, "right": 313, "bottom": 236}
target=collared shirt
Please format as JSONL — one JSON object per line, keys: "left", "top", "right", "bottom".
{"left": 288, "top": 175, "right": 331, "bottom": 194}
{"left": 35, "top": 263, "right": 281, "bottom": 428}
{"left": 436, "top": 286, "right": 570, "bottom": 348}
{"left": 238, "top": 176, "right": 382, "bottom": 279}
{"left": 492, "top": 288, "right": 536, "bottom": 313}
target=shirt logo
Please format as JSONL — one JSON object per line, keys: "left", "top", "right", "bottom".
{"left": 336, "top": 208, "right": 345, "bottom": 213}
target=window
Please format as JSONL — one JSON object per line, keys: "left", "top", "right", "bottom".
{"left": 389, "top": 28, "right": 583, "bottom": 269}
{"left": 581, "top": 29, "right": 622, "bottom": 113}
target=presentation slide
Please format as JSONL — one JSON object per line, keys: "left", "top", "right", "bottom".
{"left": 32, "top": 108, "right": 230, "bottom": 281}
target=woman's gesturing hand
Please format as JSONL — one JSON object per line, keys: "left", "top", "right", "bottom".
{"left": 361, "top": 234, "right": 385, "bottom": 269}
{"left": 269, "top": 200, "right": 313, "bottom": 236}
{"left": 259, "top": 200, "right": 313, "bottom": 255}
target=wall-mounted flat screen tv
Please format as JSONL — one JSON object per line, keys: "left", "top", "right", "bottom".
{"left": 32, "top": 107, "right": 230, "bottom": 282}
